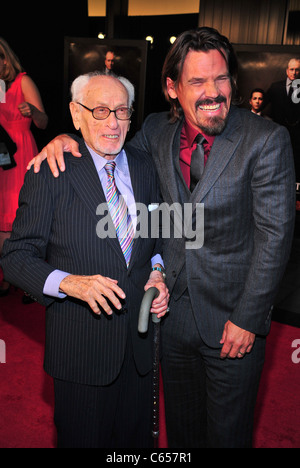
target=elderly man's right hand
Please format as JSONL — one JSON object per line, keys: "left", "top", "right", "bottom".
{"left": 27, "top": 134, "right": 81, "bottom": 177}
{"left": 59, "top": 274, "right": 126, "bottom": 316}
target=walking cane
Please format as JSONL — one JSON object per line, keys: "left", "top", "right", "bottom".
{"left": 138, "top": 287, "right": 161, "bottom": 445}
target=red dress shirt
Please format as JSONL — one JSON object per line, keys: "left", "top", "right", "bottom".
{"left": 180, "top": 120, "right": 215, "bottom": 189}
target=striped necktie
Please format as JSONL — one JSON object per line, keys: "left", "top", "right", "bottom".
{"left": 105, "top": 161, "right": 134, "bottom": 267}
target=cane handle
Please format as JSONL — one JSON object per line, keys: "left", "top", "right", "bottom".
{"left": 138, "top": 287, "right": 160, "bottom": 333}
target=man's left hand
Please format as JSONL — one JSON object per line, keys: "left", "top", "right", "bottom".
{"left": 144, "top": 270, "right": 170, "bottom": 319}
{"left": 220, "top": 320, "right": 255, "bottom": 359}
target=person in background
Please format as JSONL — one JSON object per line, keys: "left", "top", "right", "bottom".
{"left": 248, "top": 88, "right": 271, "bottom": 120}
{"left": 0, "top": 38, "right": 48, "bottom": 299}
{"left": 249, "top": 88, "right": 265, "bottom": 115}
{"left": 264, "top": 58, "right": 300, "bottom": 178}
{"left": 104, "top": 50, "right": 115, "bottom": 75}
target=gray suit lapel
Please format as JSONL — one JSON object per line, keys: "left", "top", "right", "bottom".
{"left": 157, "top": 117, "right": 190, "bottom": 204}
{"left": 157, "top": 109, "right": 243, "bottom": 209}
{"left": 191, "top": 106, "right": 243, "bottom": 208}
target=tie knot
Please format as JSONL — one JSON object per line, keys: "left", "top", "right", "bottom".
{"left": 105, "top": 161, "right": 116, "bottom": 178}
{"left": 195, "top": 134, "right": 206, "bottom": 145}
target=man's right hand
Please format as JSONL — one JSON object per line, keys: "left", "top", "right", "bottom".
{"left": 27, "top": 134, "right": 81, "bottom": 177}
{"left": 59, "top": 274, "right": 126, "bottom": 316}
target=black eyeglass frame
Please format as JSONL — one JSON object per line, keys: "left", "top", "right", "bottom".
{"left": 77, "top": 102, "right": 133, "bottom": 121}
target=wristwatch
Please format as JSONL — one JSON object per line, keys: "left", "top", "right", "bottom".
{"left": 151, "top": 266, "right": 166, "bottom": 280}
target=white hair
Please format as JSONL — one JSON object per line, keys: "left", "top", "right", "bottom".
{"left": 288, "top": 58, "right": 300, "bottom": 67}
{"left": 70, "top": 71, "right": 135, "bottom": 107}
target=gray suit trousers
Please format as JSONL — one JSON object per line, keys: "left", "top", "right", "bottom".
{"left": 161, "top": 293, "right": 266, "bottom": 448}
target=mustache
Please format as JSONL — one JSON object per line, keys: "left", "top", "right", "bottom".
{"left": 196, "top": 95, "right": 226, "bottom": 107}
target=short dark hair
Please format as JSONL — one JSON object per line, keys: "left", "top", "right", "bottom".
{"left": 249, "top": 88, "right": 265, "bottom": 99}
{"left": 161, "top": 27, "right": 239, "bottom": 121}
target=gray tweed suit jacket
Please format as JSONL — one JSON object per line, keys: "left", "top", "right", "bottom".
{"left": 128, "top": 105, "right": 296, "bottom": 347}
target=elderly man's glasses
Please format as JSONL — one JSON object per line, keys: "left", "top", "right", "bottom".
{"left": 77, "top": 103, "right": 133, "bottom": 121}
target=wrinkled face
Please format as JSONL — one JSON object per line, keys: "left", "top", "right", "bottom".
{"left": 249, "top": 92, "right": 264, "bottom": 112}
{"left": 286, "top": 60, "right": 300, "bottom": 81}
{"left": 70, "top": 76, "right": 130, "bottom": 159}
{"left": 167, "top": 49, "right": 232, "bottom": 135}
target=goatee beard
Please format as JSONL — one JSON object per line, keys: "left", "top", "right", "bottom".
{"left": 195, "top": 96, "right": 229, "bottom": 136}
{"left": 199, "top": 115, "right": 228, "bottom": 136}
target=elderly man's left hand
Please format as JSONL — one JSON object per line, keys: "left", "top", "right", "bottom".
{"left": 145, "top": 270, "right": 170, "bottom": 319}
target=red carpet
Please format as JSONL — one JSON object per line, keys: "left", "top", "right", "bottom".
{"left": 0, "top": 285, "right": 299, "bottom": 448}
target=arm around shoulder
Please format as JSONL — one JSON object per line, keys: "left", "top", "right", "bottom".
{"left": 27, "top": 133, "right": 82, "bottom": 177}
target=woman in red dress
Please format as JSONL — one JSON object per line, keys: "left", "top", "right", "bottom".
{"left": 0, "top": 38, "right": 48, "bottom": 295}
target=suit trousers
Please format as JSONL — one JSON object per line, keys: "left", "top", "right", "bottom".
{"left": 161, "top": 293, "right": 266, "bottom": 448}
{"left": 53, "top": 328, "right": 153, "bottom": 449}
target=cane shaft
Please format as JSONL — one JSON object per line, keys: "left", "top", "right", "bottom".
{"left": 152, "top": 322, "right": 160, "bottom": 439}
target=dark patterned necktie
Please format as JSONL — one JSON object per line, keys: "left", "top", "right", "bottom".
{"left": 190, "top": 134, "right": 206, "bottom": 192}
{"left": 105, "top": 161, "right": 134, "bottom": 267}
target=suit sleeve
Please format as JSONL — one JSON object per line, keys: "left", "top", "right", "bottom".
{"left": 229, "top": 124, "right": 296, "bottom": 334}
{"left": 129, "top": 113, "right": 159, "bottom": 156}
{"left": 0, "top": 167, "right": 57, "bottom": 306}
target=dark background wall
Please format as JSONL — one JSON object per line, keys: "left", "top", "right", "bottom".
{"left": 1, "top": 1, "right": 91, "bottom": 147}
{"left": 1, "top": 0, "right": 298, "bottom": 148}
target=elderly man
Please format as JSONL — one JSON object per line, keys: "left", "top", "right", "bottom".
{"left": 264, "top": 57, "right": 300, "bottom": 123}
{"left": 28, "top": 27, "right": 295, "bottom": 448}
{"left": 104, "top": 50, "right": 115, "bottom": 75}
{"left": 264, "top": 57, "right": 300, "bottom": 178}
{"left": 0, "top": 72, "right": 169, "bottom": 448}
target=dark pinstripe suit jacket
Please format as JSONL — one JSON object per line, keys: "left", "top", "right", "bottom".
{"left": 0, "top": 140, "right": 162, "bottom": 385}
{"left": 264, "top": 80, "right": 300, "bottom": 127}
{"left": 129, "top": 105, "right": 296, "bottom": 347}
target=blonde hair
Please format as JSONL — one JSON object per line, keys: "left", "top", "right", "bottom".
{"left": 0, "top": 38, "right": 24, "bottom": 84}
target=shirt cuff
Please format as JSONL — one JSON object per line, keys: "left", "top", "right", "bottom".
{"left": 43, "top": 270, "right": 70, "bottom": 298}
{"left": 151, "top": 254, "right": 164, "bottom": 268}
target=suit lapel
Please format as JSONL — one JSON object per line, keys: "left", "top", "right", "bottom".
{"left": 66, "top": 140, "right": 127, "bottom": 266}
{"left": 66, "top": 141, "right": 106, "bottom": 217}
{"left": 125, "top": 145, "right": 146, "bottom": 270}
{"left": 155, "top": 109, "right": 243, "bottom": 210}
{"left": 156, "top": 118, "right": 189, "bottom": 204}
{"left": 191, "top": 106, "right": 243, "bottom": 208}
